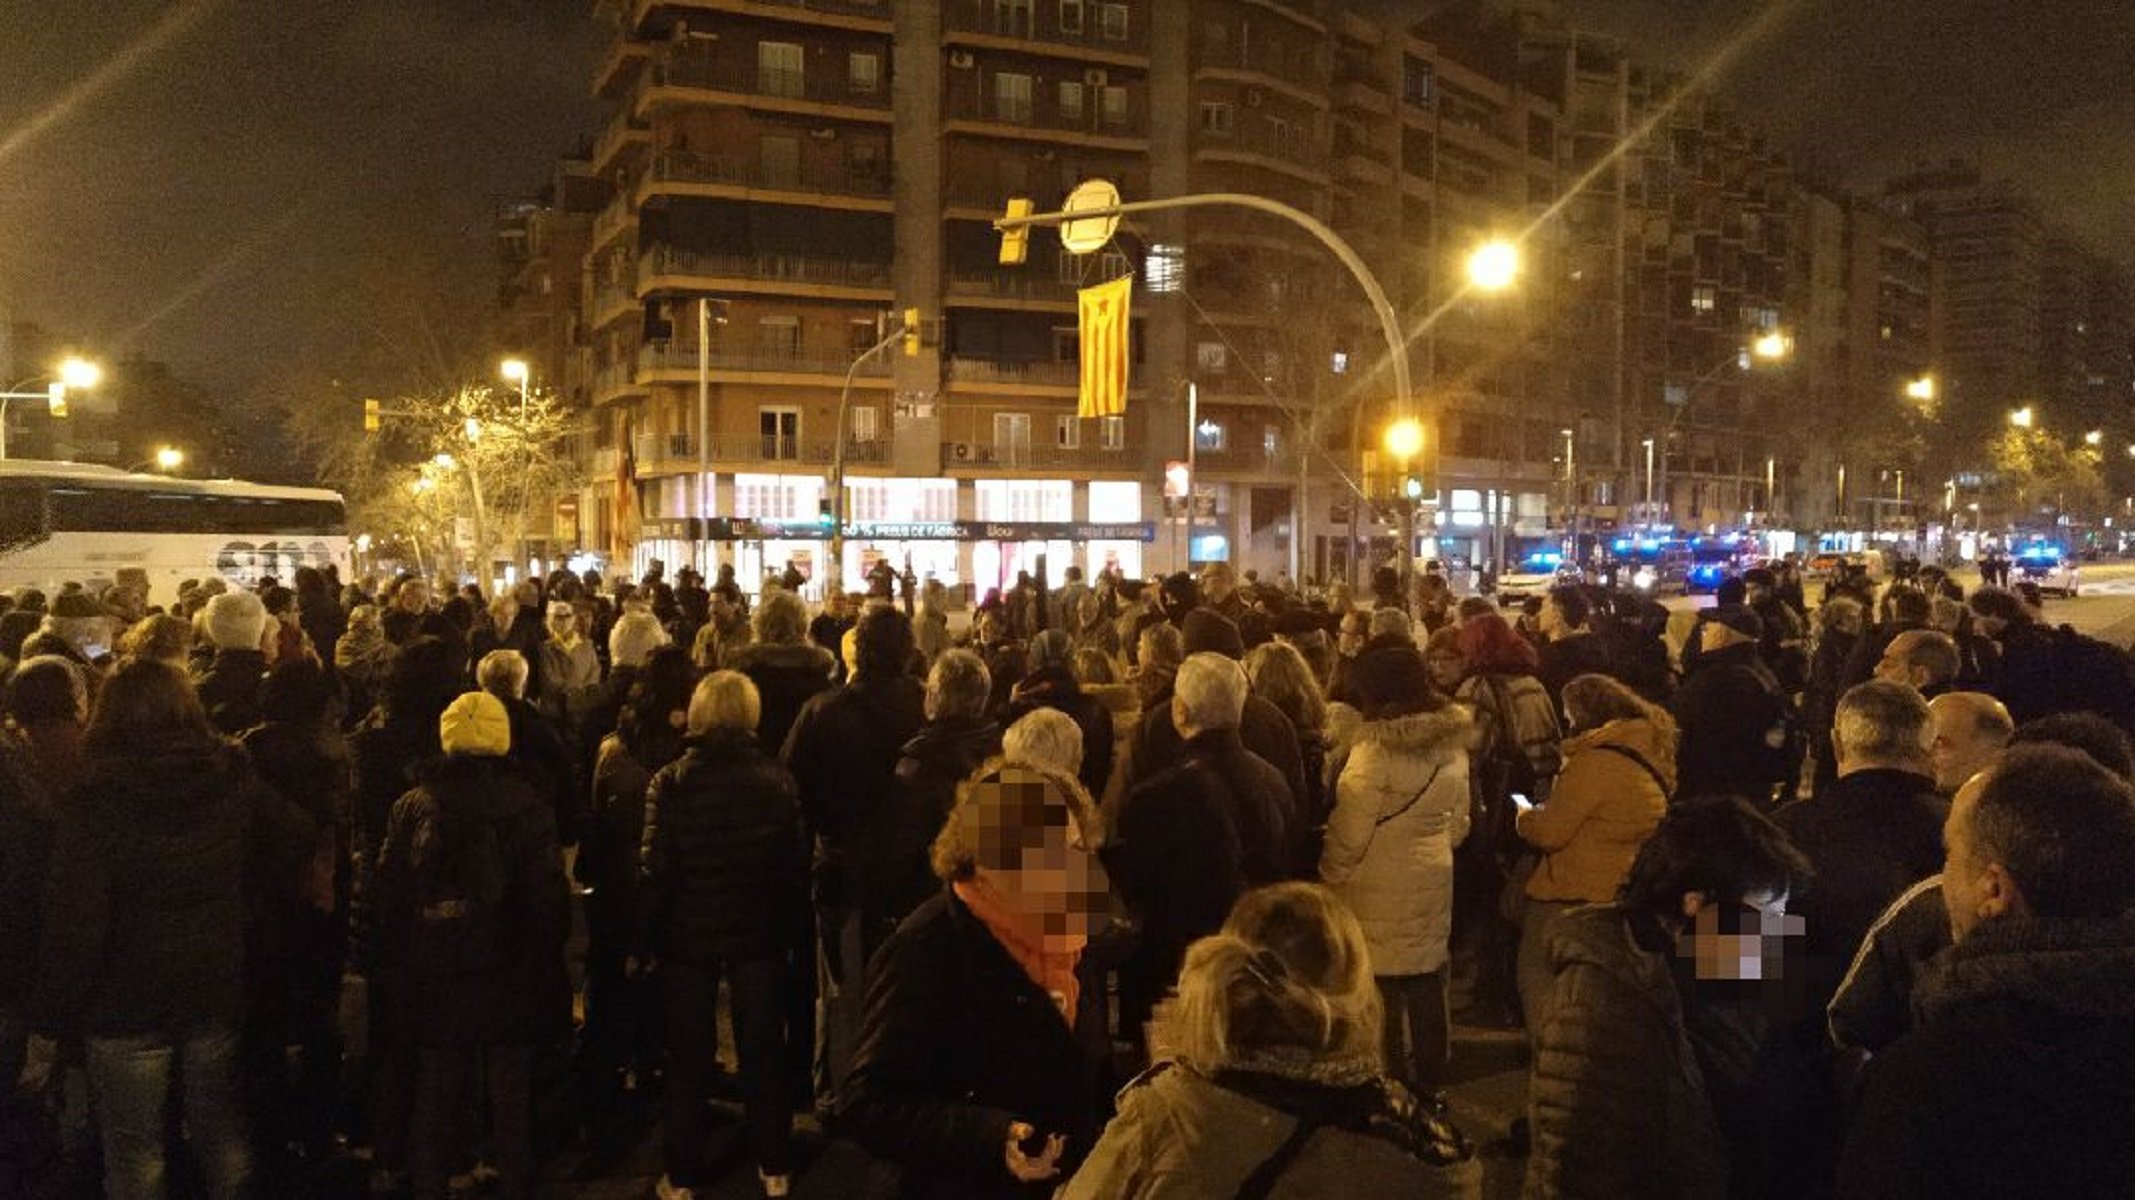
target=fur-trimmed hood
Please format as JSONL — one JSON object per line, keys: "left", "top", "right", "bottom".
{"left": 1354, "top": 703, "right": 1473, "bottom": 757}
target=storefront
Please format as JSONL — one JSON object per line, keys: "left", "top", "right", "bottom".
{"left": 842, "top": 478, "right": 962, "bottom": 595}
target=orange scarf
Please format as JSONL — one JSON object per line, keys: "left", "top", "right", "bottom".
{"left": 955, "top": 878, "right": 1084, "bottom": 1024}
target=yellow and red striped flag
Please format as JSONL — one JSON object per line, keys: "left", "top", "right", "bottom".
{"left": 1077, "top": 274, "right": 1132, "bottom": 419}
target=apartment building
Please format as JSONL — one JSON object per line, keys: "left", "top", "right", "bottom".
{"left": 537, "top": 0, "right": 1973, "bottom": 588}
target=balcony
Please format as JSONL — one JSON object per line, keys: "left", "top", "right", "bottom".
{"left": 592, "top": 361, "right": 648, "bottom": 406}
{"left": 941, "top": 0, "right": 1150, "bottom": 63}
{"left": 632, "top": 429, "right": 888, "bottom": 472}
{"left": 1195, "top": 444, "right": 1300, "bottom": 475}
{"left": 1333, "top": 73, "right": 1393, "bottom": 116}
{"left": 1193, "top": 126, "right": 1329, "bottom": 183}
{"left": 640, "top": 246, "right": 894, "bottom": 299}
{"left": 943, "top": 88, "right": 1147, "bottom": 149}
{"left": 593, "top": 114, "right": 649, "bottom": 176}
{"left": 637, "top": 343, "right": 893, "bottom": 380}
{"left": 945, "top": 357, "right": 1081, "bottom": 391}
{"left": 590, "top": 196, "right": 637, "bottom": 252}
{"left": 1335, "top": 144, "right": 1394, "bottom": 187}
{"left": 944, "top": 269, "right": 1079, "bottom": 308}
{"left": 941, "top": 440, "right": 1135, "bottom": 472}
{"left": 643, "top": 49, "right": 892, "bottom": 123}
{"left": 1192, "top": 44, "right": 1330, "bottom": 109}
{"left": 593, "top": 36, "right": 652, "bottom": 99}
{"left": 622, "top": 0, "right": 892, "bottom": 35}
{"left": 590, "top": 283, "right": 641, "bottom": 330}
{"left": 638, "top": 150, "right": 892, "bottom": 211}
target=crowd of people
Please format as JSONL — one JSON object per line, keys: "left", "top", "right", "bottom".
{"left": 0, "top": 550, "right": 2132, "bottom": 1199}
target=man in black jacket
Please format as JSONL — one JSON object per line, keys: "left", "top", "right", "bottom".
{"left": 1130, "top": 609, "right": 1307, "bottom": 810}
{"left": 885, "top": 651, "right": 1000, "bottom": 923}
{"left": 1536, "top": 584, "right": 1614, "bottom": 705}
{"left": 782, "top": 606, "right": 926, "bottom": 1093}
{"left": 1673, "top": 605, "right": 1793, "bottom": 806}
{"left": 1774, "top": 681, "right": 1944, "bottom": 1034}
{"left": 641, "top": 671, "right": 810, "bottom": 1198}
{"left": 1001, "top": 629, "right": 1112, "bottom": 800}
{"left": 730, "top": 589, "right": 838, "bottom": 753}
{"left": 1839, "top": 745, "right": 2135, "bottom": 1198}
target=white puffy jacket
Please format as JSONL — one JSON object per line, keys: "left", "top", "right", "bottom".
{"left": 1320, "top": 704, "right": 1473, "bottom": 976}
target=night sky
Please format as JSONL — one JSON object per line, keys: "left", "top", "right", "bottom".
{"left": 0, "top": 0, "right": 2125, "bottom": 407}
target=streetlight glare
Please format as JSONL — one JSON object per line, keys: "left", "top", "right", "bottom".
{"left": 1751, "top": 332, "right": 1792, "bottom": 361}
{"left": 2084, "top": 429, "right": 2104, "bottom": 446}
{"left": 499, "top": 358, "right": 530, "bottom": 383}
{"left": 1905, "top": 375, "right": 1935, "bottom": 402}
{"left": 57, "top": 356, "right": 101, "bottom": 390}
{"left": 1383, "top": 417, "right": 1425, "bottom": 461}
{"left": 1465, "top": 240, "right": 1520, "bottom": 292}
{"left": 154, "top": 446, "right": 184, "bottom": 471}
{"left": 2009, "top": 405, "right": 2035, "bottom": 429}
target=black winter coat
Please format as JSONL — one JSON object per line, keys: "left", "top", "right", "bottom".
{"left": 782, "top": 671, "right": 927, "bottom": 913}
{"left": 364, "top": 755, "right": 570, "bottom": 1047}
{"left": 34, "top": 736, "right": 316, "bottom": 1038}
{"left": 238, "top": 720, "right": 352, "bottom": 1029}
{"left": 838, "top": 890, "right": 1111, "bottom": 1199}
{"left": 638, "top": 729, "right": 809, "bottom": 965}
{"left": 1671, "top": 643, "right": 1792, "bottom": 804}
{"left": 731, "top": 641, "right": 838, "bottom": 753}
{"left": 501, "top": 695, "right": 581, "bottom": 847}
{"left": 883, "top": 717, "right": 1002, "bottom": 920}
{"left": 1002, "top": 667, "right": 1113, "bottom": 800}
{"left": 1838, "top": 914, "right": 2135, "bottom": 1199}
{"left": 1105, "top": 736, "right": 1253, "bottom": 988}
{"left": 196, "top": 648, "right": 269, "bottom": 736}
{"left": 1773, "top": 768, "right": 1944, "bottom": 1016}
{"left": 0, "top": 739, "right": 53, "bottom": 1009}
{"left": 1538, "top": 632, "right": 1616, "bottom": 706}
{"left": 1130, "top": 687, "right": 1307, "bottom": 827}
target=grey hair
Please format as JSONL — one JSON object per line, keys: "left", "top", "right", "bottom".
{"left": 1367, "top": 607, "right": 1411, "bottom": 641}
{"left": 753, "top": 588, "right": 808, "bottom": 646}
{"left": 1028, "top": 628, "right": 1072, "bottom": 671}
{"left": 925, "top": 649, "right": 992, "bottom": 722}
{"left": 1175, "top": 652, "right": 1248, "bottom": 734}
{"left": 608, "top": 610, "right": 671, "bottom": 669}
{"left": 476, "top": 649, "right": 530, "bottom": 700}
{"left": 1835, "top": 679, "right": 1934, "bottom": 764}
{"left": 1139, "top": 622, "right": 1184, "bottom": 672}
{"left": 1003, "top": 708, "right": 1084, "bottom": 779}
{"left": 686, "top": 669, "right": 762, "bottom": 736}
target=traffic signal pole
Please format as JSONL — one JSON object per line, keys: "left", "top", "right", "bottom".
{"left": 828, "top": 314, "right": 919, "bottom": 586}
{"left": 995, "top": 190, "right": 1419, "bottom": 580}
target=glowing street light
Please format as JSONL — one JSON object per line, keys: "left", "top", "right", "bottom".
{"left": 1751, "top": 331, "right": 1792, "bottom": 362}
{"left": 154, "top": 446, "right": 184, "bottom": 472}
{"left": 2084, "top": 429, "right": 2104, "bottom": 446}
{"left": 2009, "top": 406, "right": 2035, "bottom": 429}
{"left": 500, "top": 358, "right": 530, "bottom": 417}
{"left": 1383, "top": 417, "right": 1425, "bottom": 462}
{"left": 58, "top": 356, "right": 102, "bottom": 391}
{"left": 1905, "top": 375, "right": 1935, "bottom": 403}
{"left": 1465, "top": 240, "right": 1520, "bottom": 292}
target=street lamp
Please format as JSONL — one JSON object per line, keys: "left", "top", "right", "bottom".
{"left": 1905, "top": 374, "right": 1936, "bottom": 404}
{"left": 2084, "top": 429, "right": 2104, "bottom": 447}
{"left": 154, "top": 446, "right": 183, "bottom": 472}
{"left": 1465, "top": 240, "right": 1520, "bottom": 293}
{"left": 2009, "top": 406, "right": 2035, "bottom": 429}
{"left": 1751, "top": 331, "right": 1792, "bottom": 362}
{"left": 0, "top": 354, "right": 103, "bottom": 459}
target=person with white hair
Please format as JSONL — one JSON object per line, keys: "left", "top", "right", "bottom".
{"left": 1001, "top": 628, "right": 1114, "bottom": 800}
{"left": 725, "top": 588, "right": 837, "bottom": 754}
{"left": 1062, "top": 884, "right": 1478, "bottom": 1198}
{"left": 1003, "top": 707, "right": 1084, "bottom": 782}
{"left": 607, "top": 609, "right": 672, "bottom": 673}
{"left": 535, "top": 601, "right": 601, "bottom": 735}
{"left": 195, "top": 590, "right": 273, "bottom": 734}
{"left": 1106, "top": 652, "right": 1297, "bottom": 1042}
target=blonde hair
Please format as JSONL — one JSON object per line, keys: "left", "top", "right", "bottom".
{"left": 1003, "top": 708, "right": 1084, "bottom": 779}
{"left": 686, "top": 669, "right": 761, "bottom": 736}
{"left": 930, "top": 758, "right": 1098, "bottom": 882}
{"left": 1562, "top": 672, "right": 1676, "bottom": 746}
{"left": 1164, "top": 883, "right": 1384, "bottom": 1081}
{"left": 1245, "top": 640, "right": 1326, "bottom": 735}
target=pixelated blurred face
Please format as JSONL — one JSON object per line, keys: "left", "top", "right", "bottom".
{"left": 1677, "top": 890, "right": 1800, "bottom": 982}
{"left": 971, "top": 779, "right": 1109, "bottom": 944}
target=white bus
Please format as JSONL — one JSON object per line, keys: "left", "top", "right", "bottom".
{"left": 0, "top": 459, "right": 349, "bottom": 604}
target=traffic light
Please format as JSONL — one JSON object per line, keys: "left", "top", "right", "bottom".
{"left": 998, "top": 196, "right": 1034, "bottom": 265}
{"left": 902, "top": 308, "right": 922, "bottom": 357}
{"left": 1403, "top": 473, "right": 1425, "bottom": 501}
{"left": 817, "top": 496, "right": 836, "bottom": 526}
{"left": 45, "top": 383, "right": 66, "bottom": 420}
{"left": 364, "top": 398, "right": 381, "bottom": 433}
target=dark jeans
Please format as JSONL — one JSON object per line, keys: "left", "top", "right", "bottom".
{"left": 814, "top": 906, "right": 897, "bottom": 1099}
{"left": 1377, "top": 972, "right": 1450, "bottom": 1092}
{"left": 86, "top": 1026, "right": 250, "bottom": 1200}
{"left": 665, "top": 957, "right": 793, "bottom": 1184}
{"left": 409, "top": 1044, "right": 533, "bottom": 1200}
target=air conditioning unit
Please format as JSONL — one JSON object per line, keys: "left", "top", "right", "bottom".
{"left": 1246, "top": 88, "right": 1265, "bottom": 107}
{"left": 950, "top": 441, "right": 977, "bottom": 462}
{"left": 949, "top": 50, "right": 975, "bottom": 69}
{"left": 1084, "top": 68, "right": 1108, "bottom": 87}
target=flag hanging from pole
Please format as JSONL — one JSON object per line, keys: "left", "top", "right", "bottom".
{"left": 1077, "top": 273, "right": 1133, "bottom": 419}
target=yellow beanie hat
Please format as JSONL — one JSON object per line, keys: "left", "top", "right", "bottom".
{"left": 439, "top": 691, "right": 512, "bottom": 757}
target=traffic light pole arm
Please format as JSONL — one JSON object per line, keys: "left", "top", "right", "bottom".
{"left": 829, "top": 319, "right": 917, "bottom": 582}
{"left": 995, "top": 192, "right": 1413, "bottom": 424}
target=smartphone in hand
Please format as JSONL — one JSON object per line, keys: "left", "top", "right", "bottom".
{"left": 1511, "top": 792, "right": 1534, "bottom": 812}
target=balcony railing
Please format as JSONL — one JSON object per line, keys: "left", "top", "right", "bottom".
{"left": 591, "top": 114, "right": 652, "bottom": 174}
{"left": 651, "top": 49, "right": 890, "bottom": 112}
{"left": 633, "top": 430, "right": 888, "bottom": 470}
{"left": 943, "top": 88, "right": 1145, "bottom": 140}
{"left": 1195, "top": 125, "right": 1328, "bottom": 174}
{"left": 946, "top": 358, "right": 1081, "bottom": 387}
{"left": 942, "top": 440, "right": 1132, "bottom": 471}
{"left": 941, "top": 0, "right": 1150, "bottom": 56}
{"left": 643, "top": 246, "right": 893, "bottom": 291}
{"left": 591, "top": 196, "right": 635, "bottom": 249}
{"left": 638, "top": 344, "right": 892, "bottom": 377}
{"left": 644, "top": 150, "right": 890, "bottom": 201}
{"left": 945, "top": 269, "right": 1078, "bottom": 304}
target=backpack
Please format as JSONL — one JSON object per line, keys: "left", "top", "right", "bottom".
{"left": 406, "top": 804, "right": 516, "bottom": 977}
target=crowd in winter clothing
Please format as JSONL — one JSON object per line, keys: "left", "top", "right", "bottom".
{"left": 2, "top": 551, "right": 2135, "bottom": 1199}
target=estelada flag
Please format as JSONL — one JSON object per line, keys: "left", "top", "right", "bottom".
{"left": 1077, "top": 274, "right": 1132, "bottom": 419}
